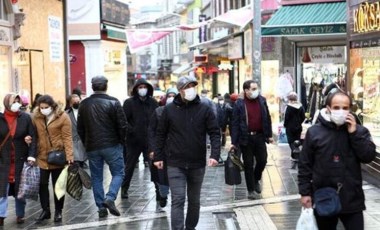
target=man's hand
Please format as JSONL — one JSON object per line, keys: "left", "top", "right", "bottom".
{"left": 24, "top": 135, "right": 32, "bottom": 145}
{"left": 268, "top": 137, "right": 274, "bottom": 144}
{"left": 208, "top": 158, "right": 218, "bottom": 167}
{"left": 154, "top": 161, "right": 164, "bottom": 169}
{"left": 300, "top": 195, "right": 312, "bottom": 208}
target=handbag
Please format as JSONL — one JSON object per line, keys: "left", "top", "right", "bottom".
{"left": 78, "top": 167, "right": 92, "bottom": 189}
{"left": 66, "top": 164, "right": 83, "bottom": 201}
{"left": 224, "top": 150, "right": 242, "bottom": 185}
{"left": 313, "top": 183, "right": 342, "bottom": 217}
{"left": 45, "top": 122, "right": 66, "bottom": 166}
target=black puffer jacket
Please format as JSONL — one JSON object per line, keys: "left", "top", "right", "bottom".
{"left": 123, "top": 79, "right": 158, "bottom": 146}
{"left": 77, "top": 93, "right": 127, "bottom": 151}
{"left": 154, "top": 94, "right": 221, "bottom": 169}
{"left": 298, "top": 109, "right": 376, "bottom": 214}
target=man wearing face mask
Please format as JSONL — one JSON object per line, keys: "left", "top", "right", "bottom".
{"left": 299, "top": 91, "right": 376, "bottom": 229}
{"left": 231, "top": 80, "right": 274, "bottom": 200}
{"left": 121, "top": 78, "right": 158, "bottom": 199}
{"left": 66, "top": 94, "right": 87, "bottom": 168}
{"left": 153, "top": 75, "right": 221, "bottom": 230}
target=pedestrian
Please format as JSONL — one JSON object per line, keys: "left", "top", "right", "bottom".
{"left": 77, "top": 76, "right": 127, "bottom": 218}
{"left": 66, "top": 94, "right": 87, "bottom": 168}
{"left": 283, "top": 92, "right": 305, "bottom": 169}
{"left": 0, "top": 93, "right": 36, "bottom": 226}
{"left": 298, "top": 91, "right": 376, "bottom": 230}
{"left": 121, "top": 79, "right": 158, "bottom": 199}
{"left": 230, "top": 80, "right": 274, "bottom": 200}
{"left": 33, "top": 95, "right": 74, "bottom": 223}
{"left": 154, "top": 75, "right": 221, "bottom": 230}
{"left": 216, "top": 95, "right": 228, "bottom": 147}
{"left": 148, "top": 88, "right": 178, "bottom": 212}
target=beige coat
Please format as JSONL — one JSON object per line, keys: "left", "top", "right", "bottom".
{"left": 33, "top": 106, "right": 74, "bottom": 170}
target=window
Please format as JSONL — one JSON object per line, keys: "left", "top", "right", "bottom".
{"left": 0, "top": 0, "right": 9, "bottom": 21}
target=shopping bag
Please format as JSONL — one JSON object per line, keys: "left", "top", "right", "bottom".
{"left": 277, "top": 124, "right": 288, "bottom": 144}
{"left": 296, "top": 207, "right": 318, "bottom": 230}
{"left": 17, "top": 162, "right": 40, "bottom": 201}
{"left": 300, "top": 120, "right": 312, "bottom": 140}
{"left": 55, "top": 166, "right": 68, "bottom": 200}
{"left": 78, "top": 167, "right": 92, "bottom": 189}
{"left": 224, "top": 152, "right": 241, "bottom": 185}
{"left": 66, "top": 164, "right": 83, "bottom": 201}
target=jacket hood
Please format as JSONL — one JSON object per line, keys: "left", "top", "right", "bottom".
{"left": 318, "top": 108, "right": 347, "bottom": 130}
{"left": 33, "top": 101, "right": 65, "bottom": 119}
{"left": 287, "top": 101, "right": 303, "bottom": 109}
{"left": 131, "top": 78, "right": 154, "bottom": 97}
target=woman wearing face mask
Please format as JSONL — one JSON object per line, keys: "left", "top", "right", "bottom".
{"left": 298, "top": 91, "right": 377, "bottom": 230}
{"left": 32, "top": 95, "right": 74, "bottom": 223}
{"left": 147, "top": 88, "right": 178, "bottom": 212}
{"left": 0, "top": 93, "right": 37, "bottom": 226}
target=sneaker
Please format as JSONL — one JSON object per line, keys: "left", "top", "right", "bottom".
{"left": 254, "top": 180, "right": 262, "bottom": 194}
{"left": 159, "top": 196, "right": 168, "bottom": 208}
{"left": 247, "top": 191, "right": 255, "bottom": 200}
{"left": 103, "top": 199, "right": 121, "bottom": 216}
{"left": 98, "top": 208, "right": 108, "bottom": 218}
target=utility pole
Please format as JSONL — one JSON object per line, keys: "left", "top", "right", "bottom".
{"left": 252, "top": 0, "right": 261, "bottom": 85}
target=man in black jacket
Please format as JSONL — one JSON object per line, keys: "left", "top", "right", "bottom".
{"left": 231, "top": 80, "right": 274, "bottom": 200}
{"left": 77, "top": 76, "right": 127, "bottom": 218}
{"left": 154, "top": 75, "right": 221, "bottom": 230}
{"left": 121, "top": 79, "right": 158, "bottom": 199}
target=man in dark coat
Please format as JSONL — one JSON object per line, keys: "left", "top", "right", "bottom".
{"left": 154, "top": 75, "right": 221, "bottom": 230}
{"left": 298, "top": 91, "right": 376, "bottom": 229}
{"left": 230, "top": 80, "right": 274, "bottom": 200}
{"left": 121, "top": 79, "right": 158, "bottom": 199}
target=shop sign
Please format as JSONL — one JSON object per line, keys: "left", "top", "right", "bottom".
{"left": 228, "top": 35, "right": 243, "bottom": 60}
{"left": 262, "top": 24, "right": 346, "bottom": 36}
{"left": 307, "top": 46, "right": 345, "bottom": 64}
{"left": 353, "top": 1, "right": 380, "bottom": 34}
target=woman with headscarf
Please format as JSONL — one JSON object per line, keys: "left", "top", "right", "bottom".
{"left": 0, "top": 93, "right": 37, "bottom": 226}
{"left": 32, "top": 95, "right": 73, "bottom": 223}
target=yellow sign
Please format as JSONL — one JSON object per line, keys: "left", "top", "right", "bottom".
{"left": 353, "top": 1, "right": 380, "bottom": 33}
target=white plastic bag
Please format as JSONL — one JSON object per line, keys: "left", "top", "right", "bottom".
{"left": 55, "top": 166, "right": 68, "bottom": 200}
{"left": 296, "top": 207, "right": 318, "bottom": 230}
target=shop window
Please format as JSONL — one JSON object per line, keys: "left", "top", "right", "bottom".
{"left": 0, "top": 0, "right": 9, "bottom": 21}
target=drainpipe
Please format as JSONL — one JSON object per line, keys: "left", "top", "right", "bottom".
{"left": 62, "top": 0, "right": 71, "bottom": 96}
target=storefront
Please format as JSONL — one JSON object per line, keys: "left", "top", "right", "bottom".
{"left": 348, "top": 0, "right": 380, "bottom": 161}
{"left": 262, "top": 1, "right": 347, "bottom": 120}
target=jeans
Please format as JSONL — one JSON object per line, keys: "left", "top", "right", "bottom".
{"left": 87, "top": 144, "right": 125, "bottom": 208}
{"left": 0, "top": 183, "right": 26, "bottom": 218}
{"left": 168, "top": 166, "right": 205, "bottom": 230}
{"left": 40, "top": 168, "right": 64, "bottom": 211}
{"left": 240, "top": 133, "right": 268, "bottom": 192}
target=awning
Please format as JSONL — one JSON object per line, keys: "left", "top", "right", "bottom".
{"left": 262, "top": 2, "right": 346, "bottom": 37}
{"left": 172, "top": 63, "right": 194, "bottom": 75}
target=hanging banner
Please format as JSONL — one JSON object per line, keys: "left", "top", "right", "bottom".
{"left": 307, "top": 46, "right": 345, "bottom": 64}
{"left": 126, "top": 30, "right": 173, "bottom": 54}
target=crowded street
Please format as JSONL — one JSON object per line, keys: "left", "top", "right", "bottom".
{"left": 1, "top": 143, "right": 380, "bottom": 230}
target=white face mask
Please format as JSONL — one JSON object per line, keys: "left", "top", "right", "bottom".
{"left": 250, "top": 90, "right": 259, "bottom": 99}
{"left": 40, "top": 107, "right": 53, "bottom": 116}
{"left": 166, "top": 97, "right": 174, "bottom": 105}
{"left": 10, "top": 102, "right": 22, "bottom": 112}
{"left": 138, "top": 88, "right": 148, "bottom": 97}
{"left": 201, "top": 93, "right": 207, "bottom": 98}
{"left": 218, "top": 100, "right": 224, "bottom": 105}
{"left": 329, "top": 109, "right": 349, "bottom": 126}
{"left": 184, "top": 87, "right": 197, "bottom": 101}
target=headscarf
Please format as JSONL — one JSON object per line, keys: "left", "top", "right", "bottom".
{"left": 3, "top": 93, "right": 20, "bottom": 111}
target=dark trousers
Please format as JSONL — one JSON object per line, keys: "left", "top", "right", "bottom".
{"left": 168, "top": 166, "right": 205, "bottom": 230}
{"left": 240, "top": 133, "right": 267, "bottom": 192}
{"left": 315, "top": 211, "right": 364, "bottom": 230}
{"left": 122, "top": 143, "right": 148, "bottom": 191}
{"left": 39, "top": 168, "right": 64, "bottom": 211}
{"left": 221, "top": 127, "right": 227, "bottom": 147}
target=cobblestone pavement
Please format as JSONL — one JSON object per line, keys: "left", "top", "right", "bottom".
{"left": 2, "top": 144, "right": 380, "bottom": 230}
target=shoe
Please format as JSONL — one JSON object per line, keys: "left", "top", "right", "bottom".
{"left": 155, "top": 203, "right": 163, "bottom": 213}
{"left": 0, "top": 217, "right": 4, "bottom": 226}
{"left": 121, "top": 187, "right": 129, "bottom": 199}
{"left": 144, "top": 161, "right": 149, "bottom": 168}
{"left": 98, "top": 208, "right": 108, "bottom": 218}
{"left": 159, "top": 196, "right": 167, "bottom": 208}
{"left": 247, "top": 191, "right": 255, "bottom": 200}
{"left": 254, "top": 180, "right": 262, "bottom": 194}
{"left": 103, "top": 199, "right": 120, "bottom": 216}
{"left": 16, "top": 216, "right": 25, "bottom": 224}
{"left": 35, "top": 209, "right": 51, "bottom": 222}
{"left": 291, "top": 160, "right": 298, "bottom": 169}
{"left": 54, "top": 210, "right": 62, "bottom": 222}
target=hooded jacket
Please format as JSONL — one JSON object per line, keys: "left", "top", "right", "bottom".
{"left": 284, "top": 102, "right": 305, "bottom": 131}
{"left": 123, "top": 79, "right": 158, "bottom": 146}
{"left": 154, "top": 94, "right": 221, "bottom": 169}
{"left": 33, "top": 103, "right": 74, "bottom": 170}
{"left": 298, "top": 108, "right": 377, "bottom": 214}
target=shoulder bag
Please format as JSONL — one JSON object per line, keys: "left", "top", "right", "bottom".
{"left": 45, "top": 122, "right": 66, "bottom": 166}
